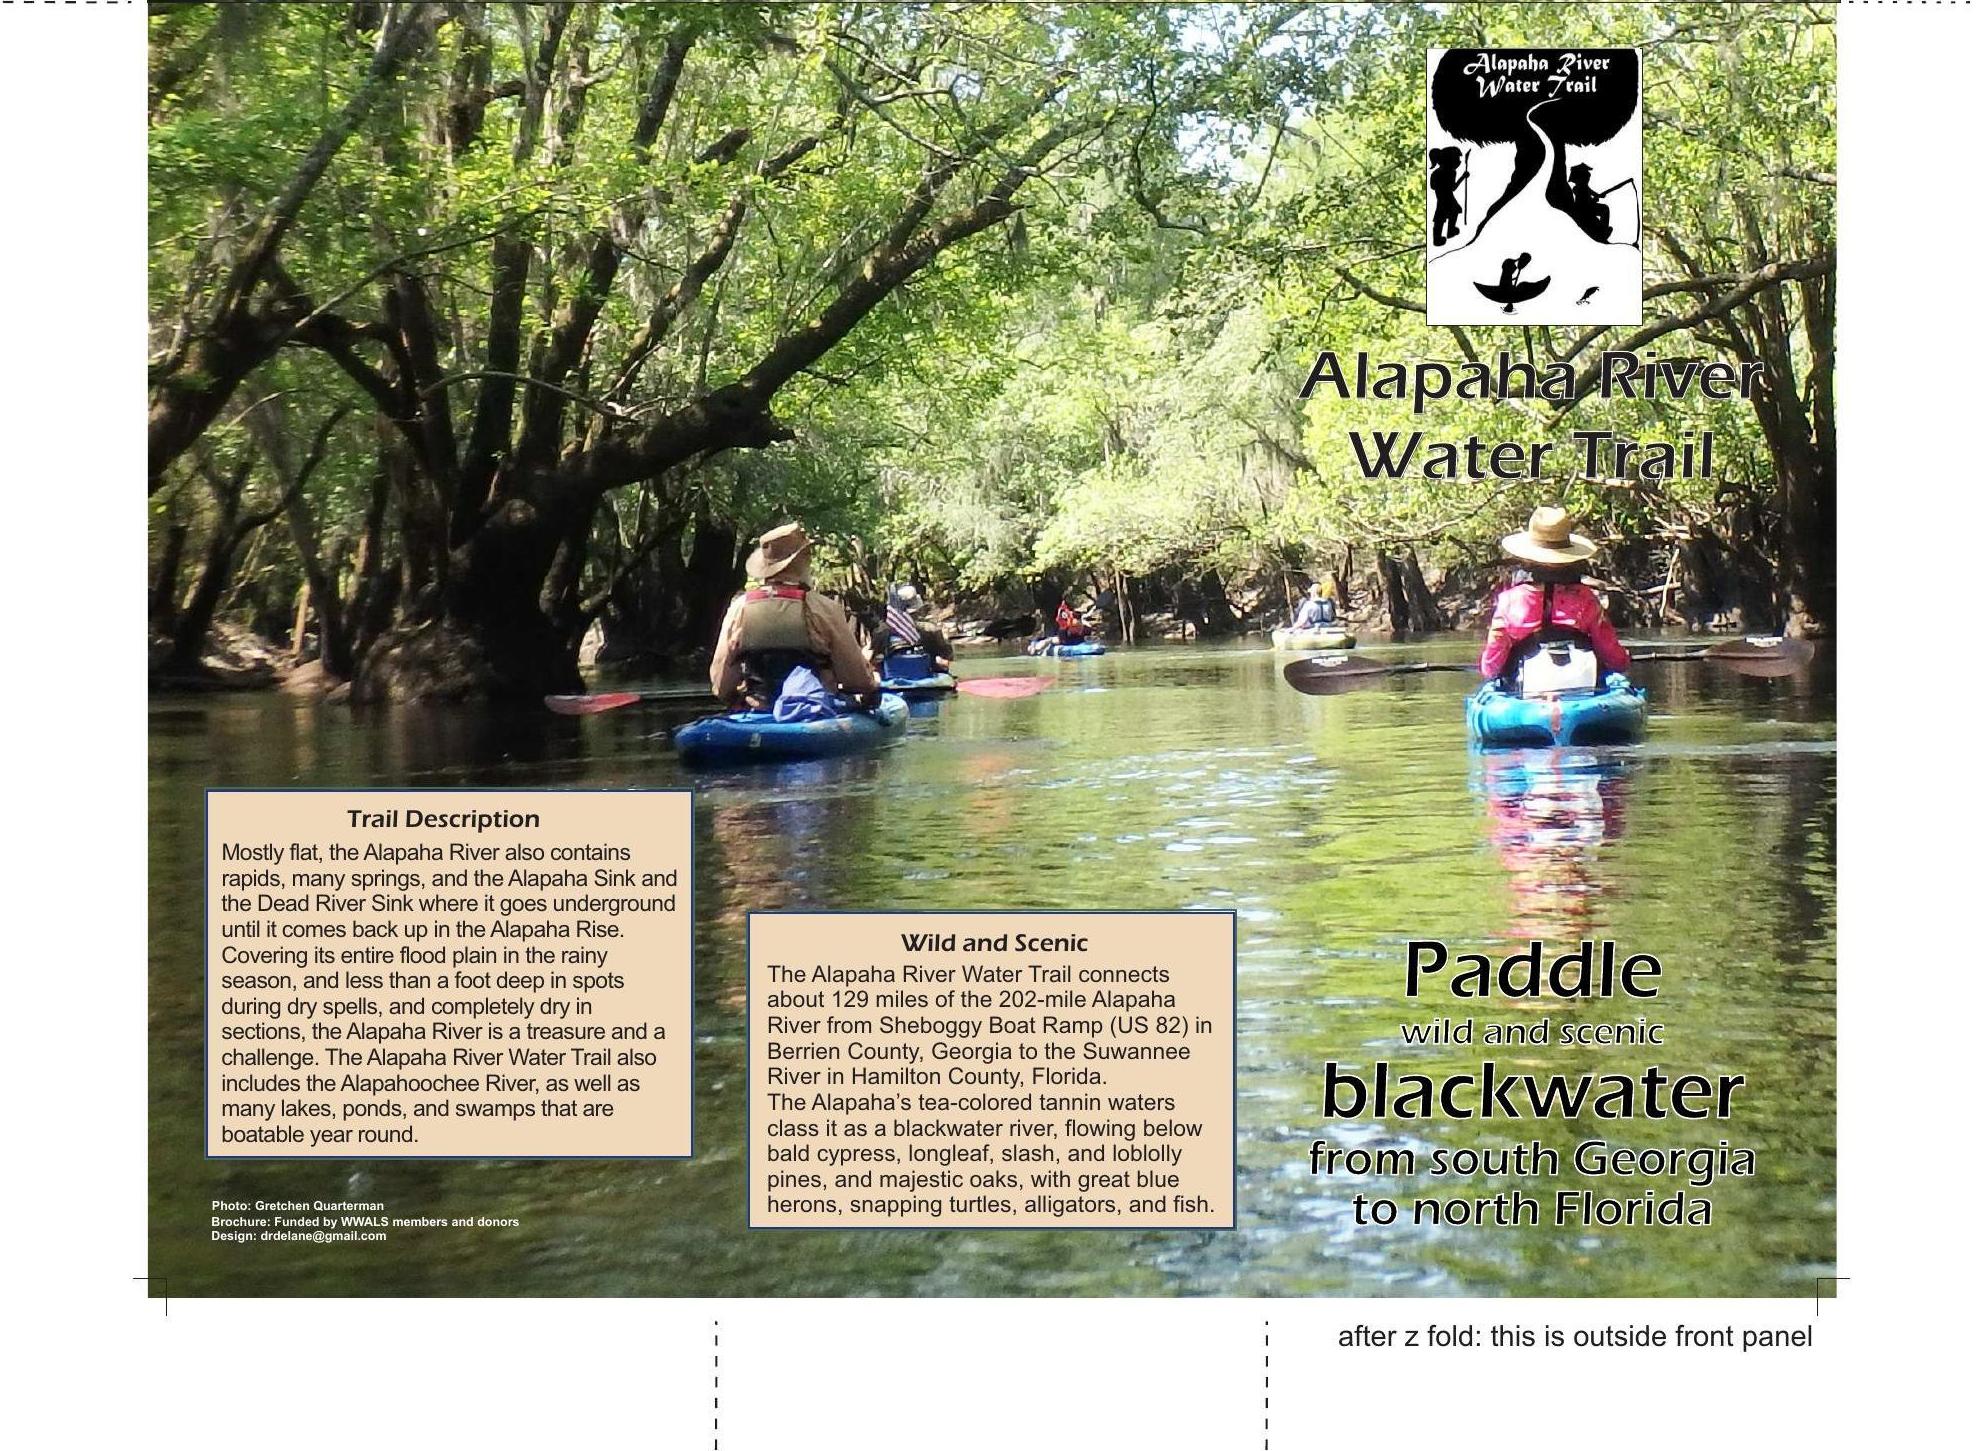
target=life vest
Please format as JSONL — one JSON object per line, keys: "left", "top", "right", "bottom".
{"left": 1510, "top": 581, "right": 1598, "bottom": 696}
{"left": 736, "top": 585, "right": 829, "bottom": 698}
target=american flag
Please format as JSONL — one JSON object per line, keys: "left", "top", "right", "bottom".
{"left": 885, "top": 601, "right": 922, "bottom": 647}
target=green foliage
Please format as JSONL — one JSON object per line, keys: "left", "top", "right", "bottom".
{"left": 865, "top": 2, "right": 1833, "bottom": 618}
{"left": 148, "top": 3, "right": 1835, "bottom": 657}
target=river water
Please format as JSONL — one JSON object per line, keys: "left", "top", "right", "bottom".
{"left": 150, "top": 639, "right": 1835, "bottom": 1296}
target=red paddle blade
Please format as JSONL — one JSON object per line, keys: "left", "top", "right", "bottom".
{"left": 545, "top": 692, "right": 643, "bottom": 716}
{"left": 956, "top": 677, "right": 1052, "bottom": 699}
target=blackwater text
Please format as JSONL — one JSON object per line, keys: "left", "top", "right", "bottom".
{"left": 1315, "top": 939, "right": 1748, "bottom": 1121}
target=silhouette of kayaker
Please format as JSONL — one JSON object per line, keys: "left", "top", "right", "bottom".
{"left": 1474, "top": 252, "right": 1551, "bottom": 313}
{"left": 1429, "top": 146, "right": 1469, "bottom": 246}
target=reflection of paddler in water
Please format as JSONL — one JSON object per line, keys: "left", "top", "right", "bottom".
{"left": 704, "top": 758, "right": 886, "bottom": 1008}
{"left": 1474, "top": 754, "right": 1631, "bottom": 943}
{"left": 940, "top": 746, "right": 1026, "bottom": 841}
{"left": 1475, "top": 252, "right": 1550, "bottom": 314}
{"left": 1429, "top": 146, "right": 1469, "bottom": 246}
{"left": 706, "top": 790, "right": 833, "bottom": 908}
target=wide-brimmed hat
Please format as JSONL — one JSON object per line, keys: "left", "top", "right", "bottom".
{"left": 747, "top": 522, "right": 813, "bottom": 581}
{"left": 892, "top": 582, "right": 919, "bottom": 605}
{"left": 1502, "top": 505, "right": 1596, "bottom": 566}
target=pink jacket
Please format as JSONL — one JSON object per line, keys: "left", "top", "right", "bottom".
{"left": 1479, "top": 580, "right": 1630, "bottom": 679}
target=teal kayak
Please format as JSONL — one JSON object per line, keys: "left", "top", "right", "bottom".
{"left": 1028, "top": 639, "right": 1106, "bottom": 658}
{"left": 675, "top": 694, "right": 910, "bottom": 766}
{"left": 1467, "top": 678, "right": 1647, "bottom": 747}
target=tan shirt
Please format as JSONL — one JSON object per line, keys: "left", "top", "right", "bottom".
{"left": 710, "top": 587, "right": 879, "bottom": 707}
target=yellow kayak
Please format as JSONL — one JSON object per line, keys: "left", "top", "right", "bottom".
{"left": 1271, "top": 626, "right": 1356, "bottom": 651}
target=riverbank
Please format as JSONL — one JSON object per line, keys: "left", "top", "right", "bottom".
{"left": 152, "top": 550, "right": 1782, "bottom": 698}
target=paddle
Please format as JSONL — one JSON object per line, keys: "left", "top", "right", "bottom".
{"left": 1676, "top": 634, "right": 1817, "bottom": 678}
{"left": 957, "top": 677, "right": 1053, "bottom": 699}
{"left": 1282, "top": 636, "right": 1815, "bottom": 696}
{"left": 544, "top": 687, "right": 713, "bottom": 716}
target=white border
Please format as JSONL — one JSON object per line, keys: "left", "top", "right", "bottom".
{"left": 8, "top": 3, "right": 1974, "bottom": 1444}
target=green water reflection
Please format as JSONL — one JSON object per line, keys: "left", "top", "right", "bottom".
{"left": 150, "top": 640, "right": 1835, "bottom": 1295}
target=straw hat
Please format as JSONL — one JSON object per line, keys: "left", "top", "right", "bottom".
{"left": 746, "top": 522, "right": 813, "bottom": 582}
{"left": 1502, "top": 505, "right": 1596, "bottom": 566}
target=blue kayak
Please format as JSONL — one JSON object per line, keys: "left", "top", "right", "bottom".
{"left": 1029, "top": 640, "right": 1106, "bottom": 658}
{"left": 877, "top": 653, "right": 957, "bottom": 699}
{"left": 675, "top": 694, "right": 909, "bottom": 767}
{"left": 880, "top": 671, "right": 956, "bottom": 699}
{"left": 1467, "top": 678, "right": 1647, "bottom": 748}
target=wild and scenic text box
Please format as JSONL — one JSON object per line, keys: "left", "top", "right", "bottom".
{"left": 749, "top": 911, "right": 1235, "bottom": 1229}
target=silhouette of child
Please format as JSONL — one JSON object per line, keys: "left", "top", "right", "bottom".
{"left": 1429, "top": 146, "right": 1468, "bottom": 246}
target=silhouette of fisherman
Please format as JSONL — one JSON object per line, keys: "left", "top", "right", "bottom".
{"left": 1566, "top": 163, "right": 1613, "bottom": 243}
{"left": 1429, "top": 146, "right": 1469, "bottom": 246}
{"left": 1498, "top": 253, "right": 1531, "bottom": 291}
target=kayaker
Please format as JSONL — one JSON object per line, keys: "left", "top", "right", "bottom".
{"left": 1291, "top": 581, "right": 1339, "bottom": 630}
{"left": 877, "top": 583, "right": 953, "bottom": 674}
{"left": 1480, "top": 506, "right": 1630, "bottom": 693}
{"left": 1054, "top": 598, "right": 1089, "bottom": 644}
{"left": 710, "top": 523, "right": 879, "bottom": 711}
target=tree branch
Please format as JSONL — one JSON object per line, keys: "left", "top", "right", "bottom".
{"left": 212, "top": 3, "right": 440, "bottom": 332}
{"left": 1330, "top": 263, "right": 1423, "bottom": 314}
{"left": 515, "top": 21, "right": 701, "bottom": 464}
{"left": 1558, "top": 253, "right": 1835, "bottom": 407}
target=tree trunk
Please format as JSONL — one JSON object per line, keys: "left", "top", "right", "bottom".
{"left": 679, "top": 516, "right": 742, "bottom": 655}
{"left": 284, "top": 491, "right": 351, "bottom": 675}
{"left": 150, "top": 519, "right": 189, "bottom": 633}
{"left": 290, "top": 581, "right": 312, "bottom": 661}
{"left": 1400, "top": 551, "right": 1445, "bottom": 631}
{"left": 1191, "top": 570, "right": 1241, "bottom": 637}
{"left": 168, "top": 519, "right": 243, "bottom": 673}
{"left": 1378, "top": 549, "right": 1445, "bottom": 636}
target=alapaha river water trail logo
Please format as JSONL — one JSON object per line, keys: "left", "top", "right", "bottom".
{"left": 1427, "top": 48, "right": 1641, "bottom": 326}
